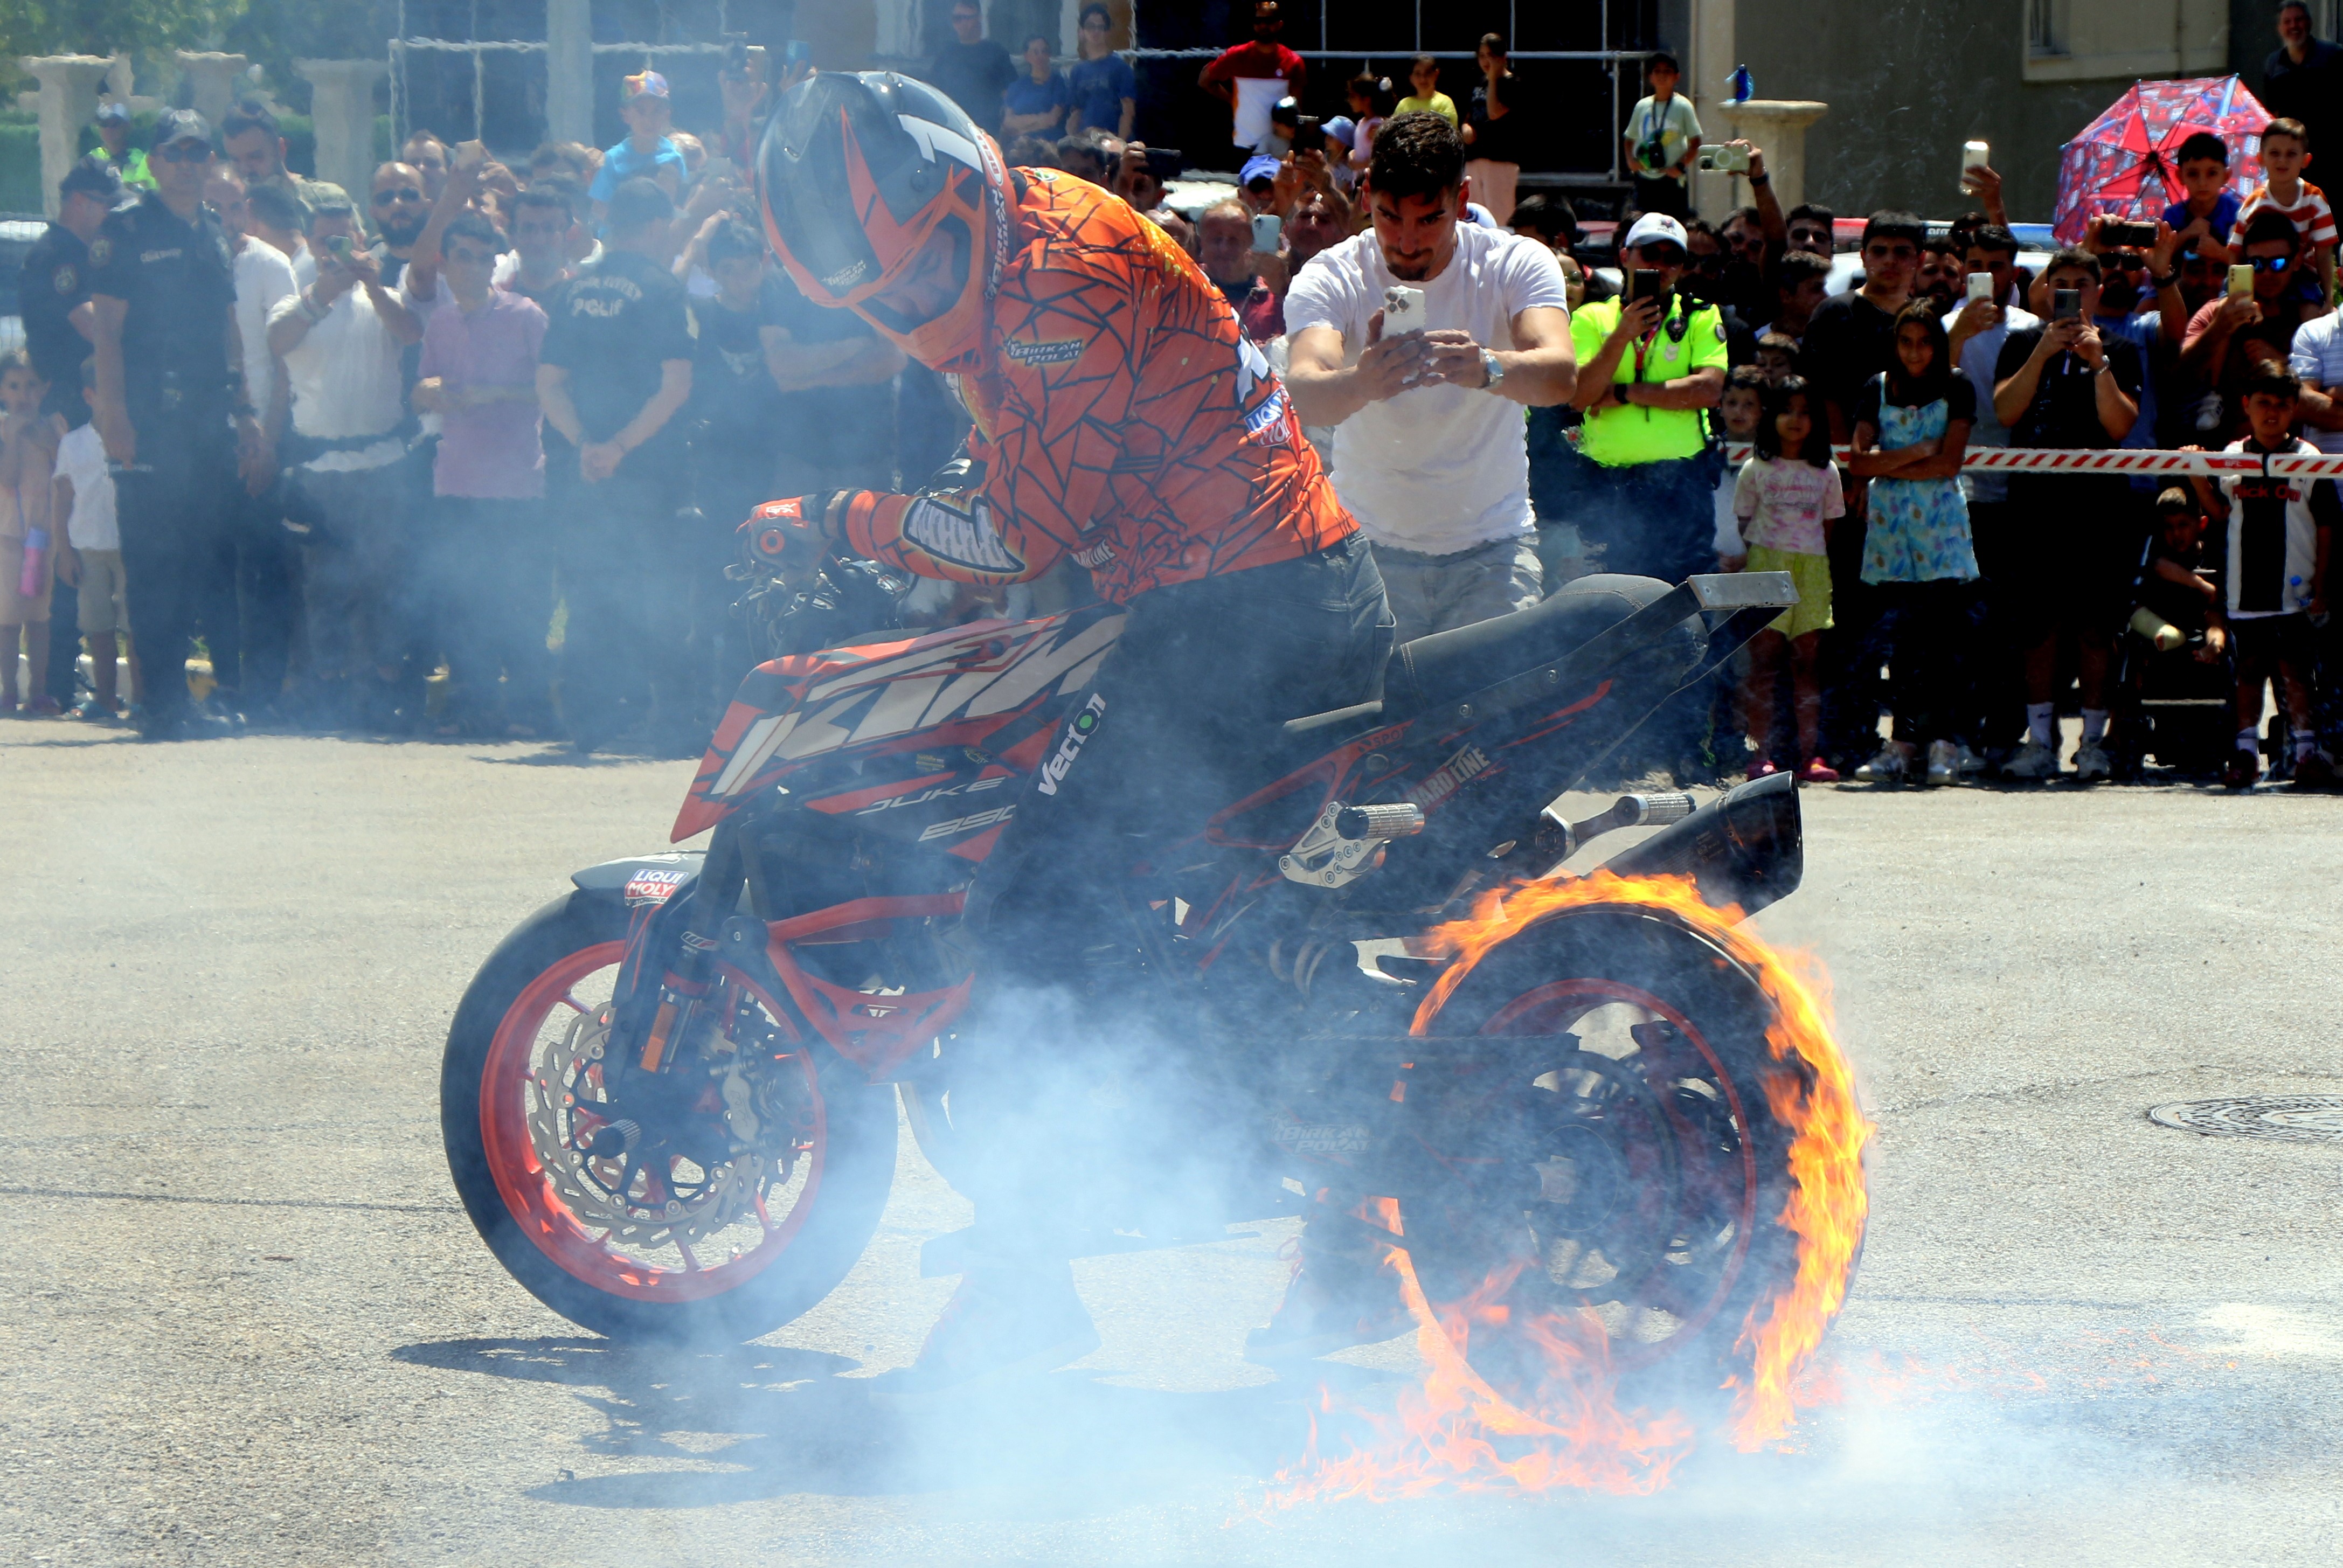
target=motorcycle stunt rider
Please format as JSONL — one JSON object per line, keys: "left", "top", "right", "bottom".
{"left": 753, "top": 71, "right": 1403, "bottom": 1386}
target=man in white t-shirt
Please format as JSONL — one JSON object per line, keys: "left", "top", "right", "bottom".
{"left": 266, "top": 195, "right": 423, "bottom": 730}
{"left": 206, "top": 168, "right": 300, "bottom": 714}
{"left": 1284, "top": 112, "right": 1576, "bottom": 641}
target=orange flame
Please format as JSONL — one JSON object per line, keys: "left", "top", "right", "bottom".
{"left": 1267, "top": 1204, "right": 1695, "bottom": 1506}
{"left": 1272, "top": 871, "right": 1869, "bottom": 1502}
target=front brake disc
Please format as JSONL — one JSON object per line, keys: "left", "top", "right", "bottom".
{"left": 523, "top": 1003, "right": 770, "bottom": 1252}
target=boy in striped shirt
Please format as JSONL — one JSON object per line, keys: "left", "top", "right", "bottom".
{"left": 2186, "top": 364, "right": 2336, "bottom": 788}
{"left": 2238, "top": 117, "right": 2337, "bottom": 304}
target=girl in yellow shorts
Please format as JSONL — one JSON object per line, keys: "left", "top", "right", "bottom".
{"left": 1730, "top": 376, "right": 1842, "bottom": 781}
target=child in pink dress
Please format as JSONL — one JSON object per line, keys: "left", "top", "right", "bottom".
{"left": 0, "top": 352, "right": 66, "bottom": 714}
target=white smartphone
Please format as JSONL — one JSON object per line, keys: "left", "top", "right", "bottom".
{"left": 1382, "top": 284, "right": 1426, "bottom": 334}
{"left": 1965, "top": 270, "right": 1994, "bottom": 303}
{"left": 1959, "top": 140, "right": 1990, "bottom": 194}
{"left": 1251, "top": 212, "right": 1282, "bottom": 252}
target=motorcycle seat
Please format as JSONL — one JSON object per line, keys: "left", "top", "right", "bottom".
{"left": 1380, "top": 573, "right": 1677, "bottom": 719}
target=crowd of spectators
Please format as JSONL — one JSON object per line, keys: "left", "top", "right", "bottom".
{"left": 5, "top": 3, "right": 2341, "bottom": 788}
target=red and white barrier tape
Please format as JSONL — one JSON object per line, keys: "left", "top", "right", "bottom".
{"left": 1721, "top": 443, "right": 2343, "bottom": 477}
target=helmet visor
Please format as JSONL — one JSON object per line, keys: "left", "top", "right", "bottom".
{"left": 854, "top": 215, "right": 974, "bottom": 334}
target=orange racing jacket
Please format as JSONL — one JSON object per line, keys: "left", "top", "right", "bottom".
{"left": 840, "top": 168, "right": 1355, "bottom": 603}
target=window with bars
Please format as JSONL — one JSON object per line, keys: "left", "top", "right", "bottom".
{"left": 2027, "top": 0, "right": 2063, "bottom": 55}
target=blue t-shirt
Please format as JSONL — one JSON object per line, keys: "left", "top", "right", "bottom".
{"left": 2161, "top": 189, "right": 2242, "bottom": 246}
{"left": 1067, "top": 54, "right": 1135, "bottom": 132}
{"left": 1002, "top": 70, "right": 1071, "bottom": 126}
{"left": 590, "top": 135, "right": 686, "bottom": 204}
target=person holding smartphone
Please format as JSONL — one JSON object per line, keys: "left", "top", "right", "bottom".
{"left": 1196, "top": 201, "right": 1286, "bottom": 343}
{"left": 1564, "top": 212, "right": 1732, "bottom": 778}
{"left": 1284, "top": 113, "right": 1576, "bottom": 642}
{"left": 2180, "top": 207, "right": 2319, "bottom": 442}
{"left": 1566, "top": 213, "right": 1730, "bottom": 585}
{"left": 1992, "top": 248, "right": 2144, "bottom": 781}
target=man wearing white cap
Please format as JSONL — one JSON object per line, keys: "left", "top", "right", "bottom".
{"left": 1566, "top": 211, "right": 1728, "bottom": 583}
{"left": 1284, "top": 112, "right": 1577, "bottom": 642}
{"left": 1568, "top": 210, "right": 1730, "bottom": 776}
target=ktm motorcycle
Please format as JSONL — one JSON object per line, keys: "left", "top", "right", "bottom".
{"left": 442, "top": 551, "right": 1825, "bottom": 1406}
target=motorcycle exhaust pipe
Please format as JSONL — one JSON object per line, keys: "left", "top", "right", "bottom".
{"left": 1586, "top": 770, "right": 1805, "bottom": 917}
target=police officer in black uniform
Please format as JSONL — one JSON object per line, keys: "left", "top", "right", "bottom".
{"left": 19, "top": 156, "right": 122, "bottom": 711}
{"left": 21, "top": 157, "right": 116, "bottom": 422}
{"left": 86, "top": 110, "right": 266, "bottom": 741}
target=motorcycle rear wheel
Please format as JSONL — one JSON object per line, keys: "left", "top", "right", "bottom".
{"left": 441, "top": 892, "right": 898, "bottom": 1343}
{"left": 1397, "top": 906, "right": 1813, "bottom": 1416}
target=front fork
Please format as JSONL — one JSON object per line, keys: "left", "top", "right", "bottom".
{"left": 611, "top": 824, "right": 751, "bottom": 1091}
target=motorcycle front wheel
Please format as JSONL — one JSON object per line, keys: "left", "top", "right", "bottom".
{"left": 441, "top": 892, "right": 898, "bottom": 1343}
{"left": 1396, "top": 905, "right": 1834, "bottom": 1416}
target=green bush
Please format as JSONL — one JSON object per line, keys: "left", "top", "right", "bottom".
{"left": 276, "top": 112, "right": 316, "bottom": 176}
{"left": 0, "top": 120, "right": 40, "bottom": 214}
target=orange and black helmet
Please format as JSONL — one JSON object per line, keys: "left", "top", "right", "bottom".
{"left": 758, "top": 71, "right": 1010, "bottom": 370}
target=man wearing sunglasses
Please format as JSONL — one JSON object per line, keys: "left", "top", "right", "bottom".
{"left": 364, "top": 162, "right": 433, "bottom": 288}
{"left": 2182, "top": 207, "right": 2318, "bottom": 442}
{"left": 87, "top": 109, "right": 269, "bottom": 741}
{"left": 2079, "top": 214, "right": 2189, "bottom": 449}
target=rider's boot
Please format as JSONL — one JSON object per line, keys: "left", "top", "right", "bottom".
{"left": 877, "top": 1261, "right": 1101, "bottom": 1393}
{"left": 1244, "top": 1217, "right": 1415, "bottom": 1364}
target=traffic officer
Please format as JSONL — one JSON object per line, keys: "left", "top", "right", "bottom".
{"left": 1565, "top": 211, "right": 1730, "bottom": 776}
{"left": 91, "top": 101, "right": 155, "bottom": 190}
{"left": 87, "top": 109, "right": 266, "bottom": 741}
{"left": 1565, "top": 211, "right": 1730, "bottom": 582}
{"left": 20, "top": 156, "right": 121, "bottom": 711}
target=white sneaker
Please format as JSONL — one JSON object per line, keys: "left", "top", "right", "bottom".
{"left": 2002, "top": 736, "right": 2062, "bottom": 780}
{"left": 1924, "top": 739, "right": 1960, "bottom": 785}
{"left": 1952, "top": 743, "right": 1987, "bottom": 776}
{"left": 1854, "top": 744, "right": 1910, "bottom": 783}
{"left": 2073, "top": 740, "right": 2112, "bottom": 782}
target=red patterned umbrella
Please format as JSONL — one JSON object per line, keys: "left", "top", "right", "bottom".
{"left": 2053, "top": 75, "right": 2269, "bottom": 245}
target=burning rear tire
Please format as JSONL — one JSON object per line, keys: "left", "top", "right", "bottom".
{"left": 1397, "top": 905, "right": 1815, "bottom": 1416}
{"left": 441, "top": 893, "right": 897, "bottom": 1343}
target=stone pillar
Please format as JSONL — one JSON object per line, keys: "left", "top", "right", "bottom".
{"left": 295, "top": 59, "right": 388, "bottom": 205}
{"left": 1724, "top": 100, "right": 1829, "bottom": 212}
{"left": 1686, "top": 0, "right": 1737, "bottom": 220}
{"left": 175, "top": 51, "right": 250, "bottom": 127}
{"left": 545, "top": 0, "right": 594, "bottom": 148}
{"left": 875, "top": 0, "right": 925, "bottom": 59}
{"left": 18, "top": 55, "right": 113, "bottom": 218}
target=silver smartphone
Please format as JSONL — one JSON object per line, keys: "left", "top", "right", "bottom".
{"left": 1251, "top": 212, "right": 1281, "bottom": 252}
{"left": 1382, "top": 284, "right": 1426, "bottom": 333}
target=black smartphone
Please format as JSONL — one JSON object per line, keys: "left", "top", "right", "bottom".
{"left": 1628, "top": 268, "right": 1672, "bottom": 323}
{"left": 1142, "top": 147, "right": 1183, "bottom": 181}
{"left": 2052, "top": 287, "right": 2082, "bottom": 321}
{"left": 2101, "top": 219, "right": 2157, "bottom": 249}
{"left": 1294, "top": 113, "right": 1322, "bottom": 138}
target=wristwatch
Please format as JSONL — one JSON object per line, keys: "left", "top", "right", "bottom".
{"left": 1481, "top": 349, "right": 1506, "bottom": 391}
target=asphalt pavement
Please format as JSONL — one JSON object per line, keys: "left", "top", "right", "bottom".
{"left": 3, "top": 725, "right": 2339, "bottom": 1566}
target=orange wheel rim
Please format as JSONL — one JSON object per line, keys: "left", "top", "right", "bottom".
{"left": 479, "top": 942, "right": 830, "bottom": 1302}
